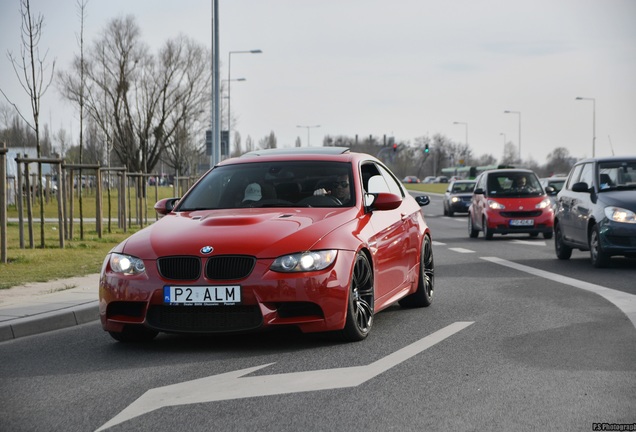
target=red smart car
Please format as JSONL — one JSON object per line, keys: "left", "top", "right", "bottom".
{"left": 468, "top": 169, "right": 554, "bottom": 240}
{"left": 99, "top": 148, "right": 434, "bottom": 342}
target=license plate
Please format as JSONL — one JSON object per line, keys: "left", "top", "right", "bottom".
{"left": 164, "top": 286, "right": 241, "bottom": 305}
{"left": 510, "top": 219, "right": 534, "bottom": 227}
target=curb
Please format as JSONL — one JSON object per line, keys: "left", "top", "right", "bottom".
{"left": 0, "top": 303, "right": 99, "bottom": 342}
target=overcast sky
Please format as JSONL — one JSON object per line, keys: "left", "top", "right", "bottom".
{"left": 1, "top": 0, "right": 635, "bottom": 164}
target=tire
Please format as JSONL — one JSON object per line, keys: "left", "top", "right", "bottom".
{"left": 483, "top": 217, "right": 493, "bottom": 240}
{"left": 339, "top": 252, "right": 374, "bottom": 341}
{"left": 448, "top": 208, "right": 454, "bottom": 217}
{"left": 529, "top": 232, "right": 539, "bottom": 238}
{"left": 399, "top": 235, "right": 434, "bottom": 308}
{"left": 543, "top": 231, "right": 553, "bottom": 240}
{"left": 443, "top": 203, "right": 449, "bottom": 216}
{"left": 109, "top": 325, "right": 158, "bottom": 343}
{"left": 554, "top": 221, "right": 572, "bottom": 260}
{"left": 589, "top": 225, "right": 610, "bottom": 268}
{"left": 468, "top": 214, "right": 479, "bottom": 238}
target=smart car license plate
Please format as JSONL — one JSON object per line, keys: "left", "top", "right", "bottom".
{"left": 164, "top": 286, "right": 241, "bottom": 305}
{"left": 510, "top": 219, "right": 534, "bottom": 227}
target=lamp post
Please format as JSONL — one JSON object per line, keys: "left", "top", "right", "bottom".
{"left": 500, "top": 132, "right": 506, "bottom": 161}
{"left": 228, "top": 49, "right": 262, "bottom": 152}
{"left": 296, "top": 125, "right": 321, "bottom": 146}
{"left": 575, "top": 97, "right": 596, "bottom": 157}
{"left": 504, "top": 110, "right": 521, "bottom": 163}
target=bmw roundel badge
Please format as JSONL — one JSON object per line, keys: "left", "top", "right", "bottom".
{"left": 200, "top": 246, "right": 214, "bottom": 254}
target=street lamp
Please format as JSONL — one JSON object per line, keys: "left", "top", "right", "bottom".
{"left": 500, "top": 132, "right": 506, "bottom": 161}
{"left": 228, "top": 49, "right": 262, "bottom": 152}
{"left": 296, "top": 125, "right": 321, "bottom": 146}
{"left": 575, "top": 96, "right": 596, "bottom": 157}
{"left": 504, "top": 110, "right": 521, "bottom": 163}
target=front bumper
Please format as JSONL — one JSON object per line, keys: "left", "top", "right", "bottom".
{"left": 99, "top": 251, "right": 356, "bottom": 335}
{"left": 598, "top": 219, "right": 636, "bottom": 257}
{"left": 485, "top": 209, "right": 554, "bottom": 235}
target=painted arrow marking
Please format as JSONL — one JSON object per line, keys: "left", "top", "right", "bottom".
{"left": 96, "top": 321, "right": 473, "bottom": 431}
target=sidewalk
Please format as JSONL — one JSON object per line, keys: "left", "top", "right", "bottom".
{"left": 0, "top": 274, "right": 100, "bottom": 342}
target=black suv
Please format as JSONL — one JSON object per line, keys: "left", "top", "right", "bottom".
{"left": 554, "top": 156, "right": 636, "bottom": 267}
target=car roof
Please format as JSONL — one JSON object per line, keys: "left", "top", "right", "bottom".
{"left": 218, "top": 148, "right": 383, "bottom": 167}
{"left": 241, "top": 147, "right": 350, "bottom": 157}
{"left": 481, "top": 168, "right": 535, "bottom": 176}
{"left": 573, "top": 156, "right": 636, "bottom": 164}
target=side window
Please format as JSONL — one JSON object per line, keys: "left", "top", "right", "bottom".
{"left": 565, "top": 164, "right": 583, "bottom": 190}
{"left": 579, "top": 163, "right": 594, "bottom": 188}
{"left": 377, "top": 164, "right": 404, "bottom": 197}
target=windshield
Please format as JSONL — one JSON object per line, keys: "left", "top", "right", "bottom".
{"left": 176, "top": 161, "right": 355, "bottom": 210}
{"left": 598, "top": 160, "right": 636, "bottom": 191}
{"left": 451, "top": 182, "right": 476, "bottom": 193}
{"left": 487, "top": 172, "right": 543, "bottom": 197}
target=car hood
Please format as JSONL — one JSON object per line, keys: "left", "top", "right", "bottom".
{"left": 598, "top": 190, "right": 636, "bottom": 212}
{"left": 116, "top": 208, "right": 357, "bottom": 259}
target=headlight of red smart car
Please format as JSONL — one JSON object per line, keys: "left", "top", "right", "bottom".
{"left": 487, "top": 199, "right": 505, "bottom": 210}
{"left": 109, "top": 253, "right": 146, "bottom": 275}
{"left": 271, "top": 250, "right": 338, "bottom": 272}
{"left": 535, "top": 198, "right": 552, "bottom": 209}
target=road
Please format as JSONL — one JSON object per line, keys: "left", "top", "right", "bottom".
{"left": 1, "top": 194, "right": 635, "bottom": 432}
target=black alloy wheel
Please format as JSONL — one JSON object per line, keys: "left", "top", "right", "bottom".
{"left": 399, "top": 234, "right": 434, "bottom": 308}
{"left": 340, "top": 252, "right": 374, "bottom": 341}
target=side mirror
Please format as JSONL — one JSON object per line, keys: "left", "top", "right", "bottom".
{"left": 473, "top": 188, "right": 485, "bottom": 195}
{"left": 545, "top": 186, "right": 556, "bottom": 195}
{"left": 572, "top": 182, "right": 590, "bottom": 193}
{"left": 154, "top": 197, "right": 180, "bottom": 215}
{"left": 415, "top": 195, "right": 430, "bottom": 206}
{"left": 364, "top": 192, "right": 401, "bottom": 211}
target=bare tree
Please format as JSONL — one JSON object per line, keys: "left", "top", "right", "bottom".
{"left": 259, "top": 131, "right": 277, "bottom": 149}
{"left": 59, "top": 17, "right": 211, "bottom": 178}
{"left": 501, "top": 141, "right": 517, "bottom": 166}
{"left": 545, "top": 147, "right": 575, "bottom": 176}
{"left": 2, "top": 0, "right": 56, "bottom": 247}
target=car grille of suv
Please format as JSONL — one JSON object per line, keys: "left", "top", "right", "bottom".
{"left": 500, "top": 211, "right": 542, "bottom": 218}
{"left": 157, "top": 256, "right": 201, "bottom": 280}
{"left": 205, "top": 255, "right": 256, "bottom": 280}
{"left": 146, "top": 305, "right": 263, "bottom": 332}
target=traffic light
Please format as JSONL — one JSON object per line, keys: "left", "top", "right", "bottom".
{"left": 424, "top": 144, "right": 429, "bottom": 153}
{"left": 393, "top": 143, "right": 397, "bottom": 152}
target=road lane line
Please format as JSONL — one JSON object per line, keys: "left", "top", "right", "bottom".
{"left": 448, "top": 248, "right": 475, "bottom": 254}
{"left": 481, "top": 256, "right": 636, "bottom": 329}
{"left": 511, "top": 240, "right": 547, "bottom": 246}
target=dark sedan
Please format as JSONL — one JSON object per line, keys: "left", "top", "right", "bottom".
{"left": 554, "top": 156, "right": 636, "bottom": 267}
{"left": 443, "top": 180, "right": 476, "bottom": 216}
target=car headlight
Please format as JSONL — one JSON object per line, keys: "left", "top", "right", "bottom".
{"left": 109, "top": 253, "right": 146, "bottom": 275}
{"left": 535, "top": 198, "right": 552, "bottom": 209}
{"left": 604, "top": 207, "right": 636, "bottom": 224}
{"left": 451, "top": 196, "right": 460, "bottom": 203}
{"left": 271, "top": 250, "right": 338, "bottom": 272}
{"left": 487, "top": 199, "right": 505, "bottom": 210}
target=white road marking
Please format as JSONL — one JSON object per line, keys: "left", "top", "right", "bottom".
{"left": 432, "top": 241, "right": 447, "bottom": 246}
{"left": 511, "top": 240, "right": 547, "bottom": 246}
{"left": 444, "top": 217, "right": 468, "bottom": 223}
{"left": 96, "top": 322, "right": 474, "bottom": 431}
{"left": 481, "top": 256, "right": 636, "bottom": 330}
{"left": 449, "top": 248, "right": 475, "bottom": 254}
